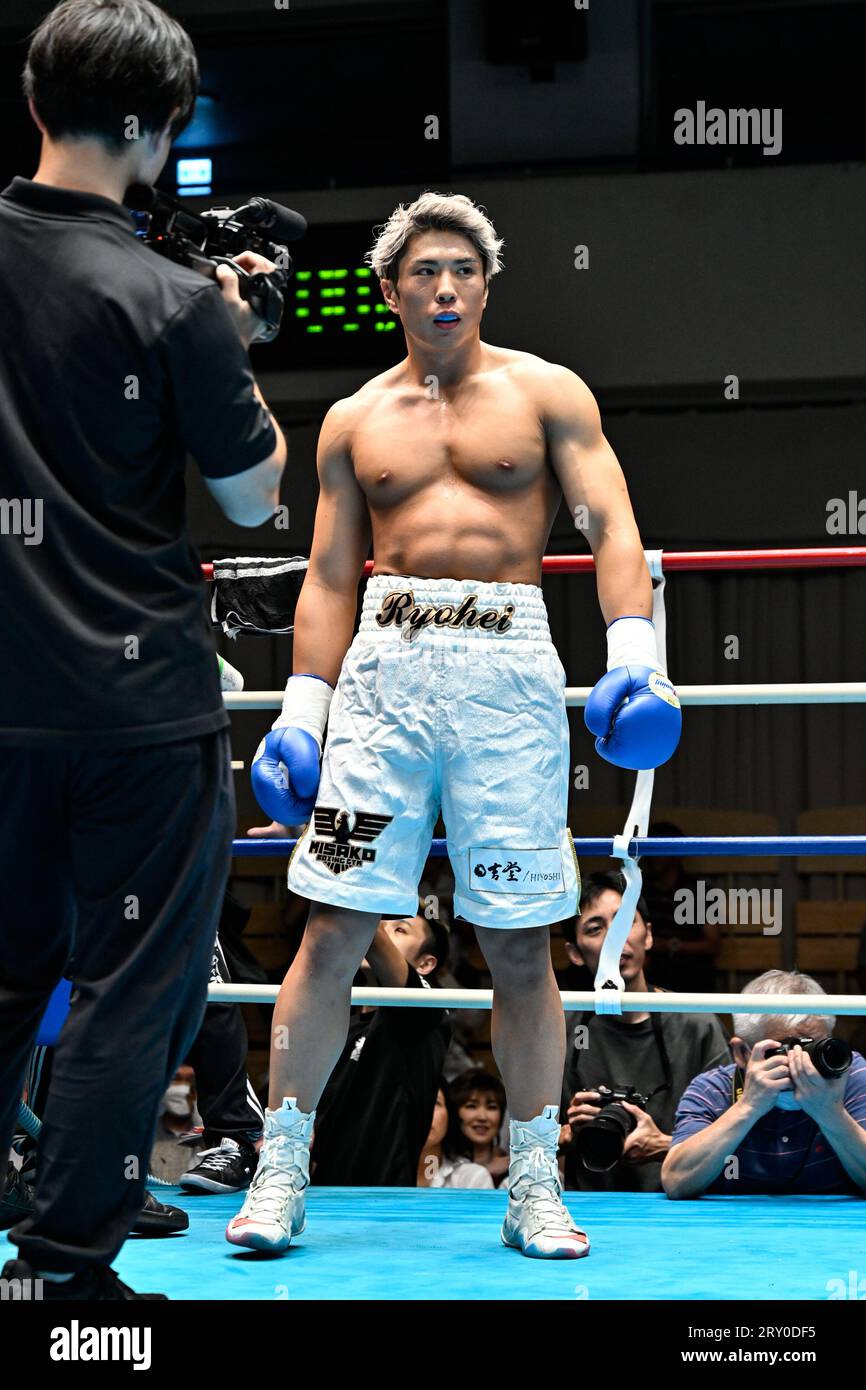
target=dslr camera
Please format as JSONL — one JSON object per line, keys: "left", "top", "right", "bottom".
{"left": 764, "top": 1035, "right": 852, "bottom": 1078}
{"left": 125, "top": 184, "right": 306, "bottom": 342}
{"left": 574, "top": 1084, "right": 651, "bottom": 1173}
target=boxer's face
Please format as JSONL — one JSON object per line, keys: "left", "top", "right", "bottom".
{"left": 570, "top": 890, "right": 653, "bottom": 984}
{"left": 380, "top": 229, "right": 489, "bottom": 347}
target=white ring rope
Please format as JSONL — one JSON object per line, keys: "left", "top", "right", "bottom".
{"left": 208, "top": 984, "right": 866, "bottom": 1015}
{"left": 224, "top": 683, "right": 866, "bottom": 711}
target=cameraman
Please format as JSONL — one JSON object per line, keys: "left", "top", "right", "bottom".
{"left": 0, "top": 0, "right": 286, "bottom": 1299}
{"left": 662, "top": 971, "right": 866, "bottom": 1198}
{"left": 561, "top": 872, "right": 728, "bottom": 1192}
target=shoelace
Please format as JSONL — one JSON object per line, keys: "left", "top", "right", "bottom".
{"left": 195, "top": 1142, "right": 242, "bottom": 1172}
{"left": 244, "top": 1134, "right": 307, "bottom": 1220}
{"left": 511, "top": 1145, "right": 577, "bottom": 1233}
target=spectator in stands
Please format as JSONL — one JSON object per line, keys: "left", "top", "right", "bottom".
{"left": 852, "top": 917, "right": 866, "bottom": 1061}
{"left": 417, "top": 1083, "right": 494, "bottom": 1189}
{"left": 448, "top": 1069, "right": 509, "bottom": 1186}
{"left": 150, "top": 1065, "right": 202, "bottom": 1184}
{"left": 640, "top": 821, "right": 721, "bottom": 993}
{"left": 662, "top": 970, "right": 866, "bottom": 1197}
{"left": 561, "top": 872, "right": 729, "bottom": 1192}
{"left": 309, "top": 912, "right": 452, "bottom": 1186}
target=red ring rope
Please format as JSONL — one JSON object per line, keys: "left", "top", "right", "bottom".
{"left": 200, "top": 546, "right": 866, "bottom": 581}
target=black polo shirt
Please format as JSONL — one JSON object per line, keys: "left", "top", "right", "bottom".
{"left": 0, "top": 177, "right": 277, "bottom": 748}
{"left": 311, "top": 969, "right": 452, "bottom": 1187}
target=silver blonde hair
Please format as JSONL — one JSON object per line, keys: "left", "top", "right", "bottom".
{"left": 366, "top": 191, "right": 504, "bottom": 282}
{"left": 732, "top": 970, "right": 834, "bottom": 1047}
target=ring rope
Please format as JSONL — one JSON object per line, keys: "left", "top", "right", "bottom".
{"left": 201, "top": 545, "right": 866, "bottom": 581}
{"left": 232, "top": 835, "right": 866, "bottom": 858}
{"left": 208, "top": 984, "right": 866, "bottom": 1016}
{"left": 223, "top": 683, "right": 866, "bottom": 711}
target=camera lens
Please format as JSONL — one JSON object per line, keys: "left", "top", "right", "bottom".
{"left": 806, "top": 1037, "right": 852, "bottom": 1078}
{"left": 575, "top": 1103, "right": 635, "bottom": 1173}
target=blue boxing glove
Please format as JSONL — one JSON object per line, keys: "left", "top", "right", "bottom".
{"left": 251, "top": 674, "right": 334, "bottom": 824}
{"left": 585, "top": 616, "right": 681, "bottom": 770}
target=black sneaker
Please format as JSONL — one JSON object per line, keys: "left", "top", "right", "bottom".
{"left": 0, "top": 1164, "right": 33, "bottom": 1231}
{"left": 131, "top": 1190, "right": 189, "bottom": 1236}
{"left": 0, "top": 1257, "right": 167, "bottom": 1300}
{"left": 180, "top": 1137, "right": 258, "bottom": 1193}
{"left": 2, "top": 1163, "right": 187, "bottom": 1238}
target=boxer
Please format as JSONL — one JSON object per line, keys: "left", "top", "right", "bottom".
{"left": 228, "top": 192, "right": 680, "bottom": 1259}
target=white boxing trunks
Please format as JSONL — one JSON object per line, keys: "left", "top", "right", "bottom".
{"left": 287, "top": 575, "right": 580, "bottom": 929}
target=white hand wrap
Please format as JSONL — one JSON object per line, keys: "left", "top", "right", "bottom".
{"left": 605, "top": 617, "right": 659, "bottom": 672}
{"left": 273, "top": 674, "right": 334, "bottom": 753}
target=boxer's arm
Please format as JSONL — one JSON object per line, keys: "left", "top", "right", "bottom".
{"left": 542, "top": 367, "right": 651, "bottom": 623}
{"left": 293, "top": 398, "right": 372, "bottom": 685}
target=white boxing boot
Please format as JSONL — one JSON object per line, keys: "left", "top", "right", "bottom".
{"left": 225, "top": 1097, "right": 313, "bottom": 1252}
{"left": 500, "top": 1105, "right": 590, "bottom": 1259}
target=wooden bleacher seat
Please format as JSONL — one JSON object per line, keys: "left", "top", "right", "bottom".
{"left": 795, "top": 807, "right": 866, "bottom": 877}
{"left": 242, "top": 902, "right": 291, "bottom": 973}
{"left": 794, "top": 900, "right": 866, "bottom": 991}
{"left": 570, "top": 805, "right": 780, "bottom": 877}
{"left": 715, "top": 935, "right": 782, "bottom": 973}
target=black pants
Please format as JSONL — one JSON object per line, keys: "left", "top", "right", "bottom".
{"left": 19, "top": 931, "right": 263, "bottom": 1165}
{"left": 0, "top": 732, "right": 234, "bottom": 1272}
{"left": 192, "top": 935, "right": 264, "bottom": 1146}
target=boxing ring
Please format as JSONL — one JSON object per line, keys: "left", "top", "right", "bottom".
{"left": 10, "top": 546, "right": 865, "bottom": 1301}
{"left": 104, "top": 1190, "right": 866, "bottom": 1302}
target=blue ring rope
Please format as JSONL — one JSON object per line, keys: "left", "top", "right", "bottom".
{"left": 233, "top": 835, "right": 866, "bottom": 858}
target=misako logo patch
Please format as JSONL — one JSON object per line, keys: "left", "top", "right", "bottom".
{"left": 308, "top": 807, "right": 393, "bottom": 876}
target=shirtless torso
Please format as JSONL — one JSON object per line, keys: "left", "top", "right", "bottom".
{"left": 293, "top": 225, "right": 648, "bottom": 685}
{"left": 350, "top": 344, "right": 560, "bottom": 586}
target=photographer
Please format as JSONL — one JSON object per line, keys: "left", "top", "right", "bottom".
{"left": 662, "top": 971, "right": 866, "bottom": 1198}
{"left": 561, "top": 872, "right": 728, "bottom": 1192}
{"left": 0, "top": 0, "right": 286, "bottom": 1300}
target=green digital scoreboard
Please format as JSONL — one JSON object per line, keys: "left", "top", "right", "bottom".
{"left": 254, "top": 222, "right": 404, "bottom": 371}
{"left": 293, "top": 265, "right": 398, "bottom": 337}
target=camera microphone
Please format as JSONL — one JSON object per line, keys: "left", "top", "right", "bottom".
{"left": 239, "top": 198, "right": 307, "bottom": 243}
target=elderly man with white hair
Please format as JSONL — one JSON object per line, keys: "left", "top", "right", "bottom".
{"left": 662, "top": 970, "right": 866, "bottom": 1198}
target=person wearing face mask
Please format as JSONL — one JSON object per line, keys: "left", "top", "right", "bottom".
{"left": 663, "top": 970, "right": 866, "bottom": 1198}
{"left": 561, "top": 872, "right": 728, "bottom": 1193}
{"left": 150, "top": 1067, "right": 203, "bottom": 1185}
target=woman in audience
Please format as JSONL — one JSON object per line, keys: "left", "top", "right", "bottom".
{"left": 448, "top": 1068, "right": 509, "bottom": 1186}
{"left": 417, "top": 1084, "right": 494, "bottom": 1189}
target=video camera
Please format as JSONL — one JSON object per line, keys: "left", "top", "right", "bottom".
{"left": 124, "top": 184, "right": 307, "bottom": 343}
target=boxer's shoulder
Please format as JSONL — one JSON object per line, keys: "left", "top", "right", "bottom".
{"left": 324, "top": 367, "right": 404, "bottom": 435}
{"left": 486, "top": 348, "right": 598, "bottom": 418}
